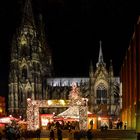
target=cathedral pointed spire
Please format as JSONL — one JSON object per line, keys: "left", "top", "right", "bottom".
{"left": 38, "top": 14, "right": 46, "bottom": 47}
{"left": 96, "top": 41, "right": 106, "bottom": 67}
{"left": 21, "top": 0, "right": 35, "bottom": 27}
{"left": 98, "top": 41, "right": 104, "bottom": 63}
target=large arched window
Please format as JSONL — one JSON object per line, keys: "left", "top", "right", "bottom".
{"left": 96, "top": 84, "right": 107, "bottom": 104}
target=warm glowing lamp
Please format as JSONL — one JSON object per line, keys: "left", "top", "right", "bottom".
{"left": 48, "top": 100, "right": 52, "bottom": 106}
{"left": 27, "top": 98, "right": 31, "bottom": 101}
{"left": 98, "top": 117, "right": 101, "bottom": 121}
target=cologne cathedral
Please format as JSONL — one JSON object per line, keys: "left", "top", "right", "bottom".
{"left": 8, "top": 0, "right": 121, "bottom": 119}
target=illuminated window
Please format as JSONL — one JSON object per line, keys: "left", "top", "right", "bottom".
{"left": 96, "top": 85, "right": 107, "bottom": 104}
{"left": 22, "top": 66, "right": 27, "bottom": 79}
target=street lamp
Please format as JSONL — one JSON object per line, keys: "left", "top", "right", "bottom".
{"left": 19, "top": 115, "right": 22, "bottom": 120}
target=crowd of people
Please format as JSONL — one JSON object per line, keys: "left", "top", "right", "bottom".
{"left": 47, "top": 120, "right": 79, "bottom": 131}
{"left": 0, "top": 120, "right": 25, "bottom": 140}
{"left": 47, "top": 121, "right": 93, "bottom": 140}
{"left": 116, "top": 120, "right": 127, "bottom": 130}
{"left": 0, "top": 119, "right": 128, "bottom": 140}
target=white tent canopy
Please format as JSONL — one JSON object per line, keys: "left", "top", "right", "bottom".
{"left": 56, "top": 106, "right": 80, "bottom": 119}
{"left": 56, "top": 106, "right": 92, "bottom": 119}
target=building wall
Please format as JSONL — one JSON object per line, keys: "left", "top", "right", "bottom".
{"left": 120, "top": 16, "right": 140, "bottom": 130}
{"left": 0, "top": 96, "right": 6, "bottom": 117}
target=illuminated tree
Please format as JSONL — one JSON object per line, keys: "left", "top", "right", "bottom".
{"left": 69, "top": 82, "right": 82, "bottom": 106}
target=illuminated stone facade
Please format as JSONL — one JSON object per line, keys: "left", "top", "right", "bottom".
{"left": 8, "top": 0, "right": 53, "bottom": 117}
{"left": 8, "top": 0, "right": 121, "bottom": 120}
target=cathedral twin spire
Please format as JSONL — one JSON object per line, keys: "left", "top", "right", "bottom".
{"left": 21, "top": 0, "right": 35, "bottom": 28}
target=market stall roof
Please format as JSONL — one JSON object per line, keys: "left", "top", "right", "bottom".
{"left": 0, "top": 116, "right": 19, "bottom": 124}
{"left": 55, "top": 82, "right": 93, "bottom": 119}
{"left": 56, "top": 106, "right": 79, "bottom": 119}
{"left": 55, "top": 106, "right": 93, "bottom": 119}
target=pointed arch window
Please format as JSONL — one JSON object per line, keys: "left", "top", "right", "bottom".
{"left": 96, "top": 85, "right": 107, "bottom": 104}
{"left": 20, "top": 46, "right": 28, "bottom": 56}
{"left": 22, "top": 66, "right": 27, "bottom": 79}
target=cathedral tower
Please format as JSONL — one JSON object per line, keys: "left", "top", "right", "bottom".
{"left": 8, "top": 0, "right": 52, "bottom": 117}
{"left": 89, "top": 41, "right": 121, "bottom": 118}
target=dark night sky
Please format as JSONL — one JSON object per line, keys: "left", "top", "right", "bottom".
{"left": 0, "top": 0, "right": 139, "bottom": 96}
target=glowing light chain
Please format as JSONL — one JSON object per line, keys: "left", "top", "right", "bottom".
{"left": 27, "top": 82, "right": 88, "bottom": 131}
{"left": 57, "top": 82, "right": 88, "bottom": 130}
{"left": 27, "top": 99, "right": 40, "bottom": 131}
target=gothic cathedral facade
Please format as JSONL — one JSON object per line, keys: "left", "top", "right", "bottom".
{"left": 8, "top": 0, "right": 53, "bottom": 117}
{"left": 8, "top": 0, "right": 121, "bottom": 119}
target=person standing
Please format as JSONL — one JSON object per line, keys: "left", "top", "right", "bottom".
{"left": 0, "top": 132, "right": 2, "bottom": 140}
{"left": 36, "top": 128, "right": 41, "bottom": 139}
{"left": 87, "top": 129, "right": 93, "bottom": 140}
{"left": 124, "top": 123, "right": 127, "bottom": 130}
{"left": 57, "top": 128, "right": 62, "bottom": 140}
{"left": 120, "top": 121, "right": 123, "bottom": 129}
{"left": 90, "top": 119, "right": 93, "bottom": 129}
{"left": 50, "top": 129, "right": 55, "bottom": 140}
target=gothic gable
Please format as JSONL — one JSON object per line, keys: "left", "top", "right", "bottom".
{"left": 94, "top": 66, "right": 108, "bottom": 82}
